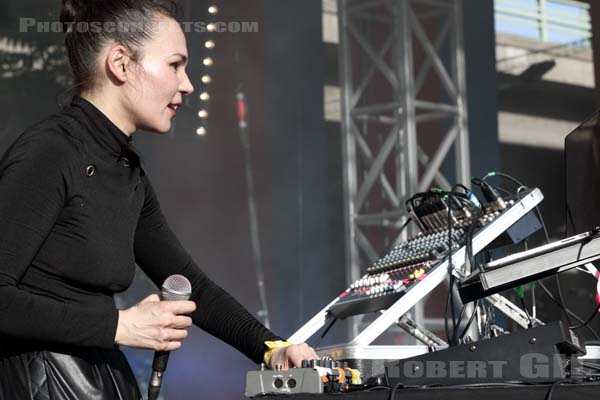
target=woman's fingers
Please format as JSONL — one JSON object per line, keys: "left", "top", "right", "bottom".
{"left": 268, "top": 343, "right": 320, "bottom": 370}
{"left": 159, "top": 300, "right": 196, "bottom": 315}
{"left": 286, "top": 343, "right": 319, "bottom": 368}
{"left": 150, "top": 328, "right": 188, "bottom": 351}
{"left": 152, "top": 339, "right": 183, "bottom": 352}
{"left": 158, "top": 327, "right": 189, "bottom": 342}
{"left": 169, "top": 315, "right": 193, "bottom": 329}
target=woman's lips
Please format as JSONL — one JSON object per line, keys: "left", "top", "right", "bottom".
{"left": 167, "top": 104, "right": 178, "bottom": 116}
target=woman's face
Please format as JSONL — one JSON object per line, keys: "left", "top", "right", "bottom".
{"left": 125, "top": 14, "right": 194, "bottom": 133}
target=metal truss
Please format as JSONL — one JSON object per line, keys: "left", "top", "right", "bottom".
{"left": 338, "top": 0, "right": 470, "bottom": 337}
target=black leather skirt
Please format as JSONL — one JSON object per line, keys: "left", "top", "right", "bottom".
{"left": 0, "top": 345, "right": 141, "bottom": 400}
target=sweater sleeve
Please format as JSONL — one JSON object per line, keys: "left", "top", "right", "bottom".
{"left": 133, "top": 176, "right": 281, "bottom": 364}
{"left": 0, "top": 130, "right": 119, "bottom": 349}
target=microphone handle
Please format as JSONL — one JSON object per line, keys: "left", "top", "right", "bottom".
{"left": 149, "top": 351, "right": 170, "bottom": 400}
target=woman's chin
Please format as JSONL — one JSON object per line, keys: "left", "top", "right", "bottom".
{"left": 140, "top": 121, "right": 172, "bottom": 134}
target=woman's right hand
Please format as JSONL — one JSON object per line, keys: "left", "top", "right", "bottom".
{"left": 114, "top": 294, "right": 196, "bottom": 351}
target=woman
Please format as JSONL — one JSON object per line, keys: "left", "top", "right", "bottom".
{"left": 0, "top": 0, "right": 317, "bottom": 399}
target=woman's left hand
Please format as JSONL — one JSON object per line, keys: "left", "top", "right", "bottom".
{"left": 267, "top": 342, "right": 319, "bottom": 370}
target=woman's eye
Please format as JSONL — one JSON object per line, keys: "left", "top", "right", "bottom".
{"left": 171, "top": 63, "right": 180, "bottom": 71}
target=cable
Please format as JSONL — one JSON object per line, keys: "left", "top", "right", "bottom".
{"left": 388, "top": 382, "right": 404, "bottom": 400}
{"left": 472, "top": 177, "right": 512, "bottom": 197}
{"left": 312, "top": 316, "right": 338, "bottom": 348}
{"left": 458, "top": 299, "right": 481, "bottom": 341}
{"left": 452, "top": 302, "right": 467, "bottom": 345}
{"left": 444, "top": 280, "right": 453, "bottom": 345}
{"left": 538, "top": 280, "right": 600, "bottom": 340}
{"left": 570, "top": 302, "right": 600, "bottom": 330}
{"left": 545, "top": 379, "right": 563, "bottom": 400}
{"left": 446, "top": 191, "right": 457, "bottom": 345}
{"left": 445, "top": 275, "right": 458, "bottom": 345}
{"left": 482, "top": 171, "right": 523, "bottom": 188}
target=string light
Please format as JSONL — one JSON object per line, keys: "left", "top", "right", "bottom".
{"left": 196, "top": 4, "right": 218, "bottom": 138}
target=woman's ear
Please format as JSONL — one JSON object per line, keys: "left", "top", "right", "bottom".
{"left": 105, "top": 44, "right": 132, "bottom": 84}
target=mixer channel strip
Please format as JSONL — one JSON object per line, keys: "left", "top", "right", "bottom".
{"left": 328, "top": 198, "right": 521, "bottom": 319}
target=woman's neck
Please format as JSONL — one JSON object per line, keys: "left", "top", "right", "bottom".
{"left": 80, "top": 91, "right": 135, "bottom": 136}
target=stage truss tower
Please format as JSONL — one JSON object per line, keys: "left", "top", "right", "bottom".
{"left": 337, "top": 0, "right": 471, "bottom": 338}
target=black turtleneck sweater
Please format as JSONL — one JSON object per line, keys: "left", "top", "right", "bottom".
{"left": 0, "top": 96, "right": 279, "bottom": 363}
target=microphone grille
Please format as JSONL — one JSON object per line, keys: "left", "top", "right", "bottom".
{"left": 161, "top": 274, "right": 192, "bottom": 301}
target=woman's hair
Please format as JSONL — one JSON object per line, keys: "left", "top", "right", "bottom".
{"left": 59, "top": 0, "right": 179, "bottom": 92}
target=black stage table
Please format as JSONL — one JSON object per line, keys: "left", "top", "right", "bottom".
{"left": 262, "top": 381, "right": 600, "bottom": 399}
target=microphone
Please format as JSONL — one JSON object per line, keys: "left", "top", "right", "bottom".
{"left": 148, "top": 275, "right": 192, "bottom": 400}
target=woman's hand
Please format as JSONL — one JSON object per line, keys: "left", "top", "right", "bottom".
{"left": 115, "top": 294, "right": 196, "bottom": 351}
{"left": 267, "top": 342, "right": 319, "bottom": 370}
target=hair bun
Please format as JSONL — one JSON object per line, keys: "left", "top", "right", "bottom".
{"left": 59, "top": 0, "right": 87, "bottom": 27}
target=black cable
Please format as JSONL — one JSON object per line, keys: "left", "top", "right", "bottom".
{"left": 465, "top": 208, "right": 484, "bottom": 274}
{"left": 538, "top": 280, "right": 600, "bottom": 340}
{"left": 452, "top": 303, "right": 467, "bottom": 345}
{"left": 452, "top": 183, "right": 470, "bottom": 194}
{"left": 446, "top": 191, "right": 457, "bottom": 345}
{"left": 458, "top": 299, "right": 481, "bottom": 341}
{"left": 445, "top": 275, "right": 457, "bottom": 345}
{"left": 570, "top": 302, "right": 600, "bottom": 330}
{"left": 312, "top": 316, "right": 338, "bottom": 348}
{"left": 482, "top": 172, "right": 524, "bottom": 188}
{"left": 554, "top": 278, "right": 573, "bottom": 326}
{"left": 444, "top": 279, "right": 452, "bottom": 345}
{"left": 544, "top": 379, "right": 563, "bottom": 400}
{"left": 388, "top": 382, "right": 403, "bottom": 400}
{"left": 472, "top": 177, "right": 512, "bottom": 196}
